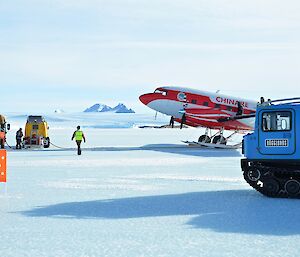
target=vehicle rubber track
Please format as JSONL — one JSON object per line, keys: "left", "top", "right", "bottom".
{"left": 243, "top": 162, "right": 300, "bottom": 198}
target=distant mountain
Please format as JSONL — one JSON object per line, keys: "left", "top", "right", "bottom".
{"left": 111, "top": 103, "right": 135, "bottom": 113}
{"left": 84, "top": 103, "right": 135, "bottom": 113}
{"left": 54, "top": 109, "right": 65, "bottom": 114}
{"left": 84, "top": 104, "right": 112, "bottom": 113}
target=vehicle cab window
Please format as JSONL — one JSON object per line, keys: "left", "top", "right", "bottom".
{"left": 262, "top": 111, "right": 291, "bottom": 131}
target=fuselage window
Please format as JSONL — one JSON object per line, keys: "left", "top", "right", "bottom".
{"left": 226, "top": 106, "right": 233, "bottom": 111}
{"left": 215, "top": 104, "right": 221, "bottom": 109}
{"left": 191, "top": 99, "right": 197, "bottom": 104}
{"left": 203, "top": 102, "right": 209, "bottom": 107}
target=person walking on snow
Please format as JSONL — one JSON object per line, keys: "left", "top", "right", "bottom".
{"left": 72, "top": 126, "right": 86, "bottom": 155}
{"left": 16, "top": 128, "right": 23, "bottom": 149}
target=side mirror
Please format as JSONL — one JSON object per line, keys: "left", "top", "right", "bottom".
{"left": 7, "top": 124, "right": 10, "bottom": 131}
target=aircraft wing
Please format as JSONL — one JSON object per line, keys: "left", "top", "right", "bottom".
{"left": 217, "top": 113, "right": 256, "bottom": 122}
{"left": 184, "top": 108, "right": 232, "bottom": 121}
{"left": 182, "top": 108, "right": 255, "bottom": 131}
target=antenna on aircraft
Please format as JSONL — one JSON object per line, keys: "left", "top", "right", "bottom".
{"left": 216, "top": 90, "right": 220, "bottom": 94}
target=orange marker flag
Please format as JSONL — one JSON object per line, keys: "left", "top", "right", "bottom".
{"left": 0, "top": 150, "right": 7, "bottom": 183}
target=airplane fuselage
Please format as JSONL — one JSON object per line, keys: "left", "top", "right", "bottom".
{"left": 140, "top": 86, "right": 257, "bottom": 131}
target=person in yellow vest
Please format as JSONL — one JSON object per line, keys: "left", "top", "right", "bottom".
{"left": 71, "top": 126, "right": 86, "bottom": 155}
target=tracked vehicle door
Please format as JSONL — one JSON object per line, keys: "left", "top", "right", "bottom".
{"left": 258, "top": 110, "right": 295, "bottom": 155}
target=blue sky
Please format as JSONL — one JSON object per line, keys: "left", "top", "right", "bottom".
{"left": 1, "top": 0, "right": 300, "bottom": 113}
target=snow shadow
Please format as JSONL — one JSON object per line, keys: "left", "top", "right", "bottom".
{"left": 141, "top": 144, "right": 242, "bottom": 157}
{"left": 89, "top": 144, "right": 241, "bottom": 157}
{"left": 8, "top": 144, "right": 241, "bottom": 157}
{"left": 21, "top": 190, "right": 300, "bottom": 235}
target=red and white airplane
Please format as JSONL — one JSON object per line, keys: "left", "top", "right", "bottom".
{"left": 139, "top": 86, "right": 258, "bottom": 144}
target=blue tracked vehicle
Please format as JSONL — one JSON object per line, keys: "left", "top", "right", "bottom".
{"left": 242, "top": 98, "right": 300, "bottom": 198}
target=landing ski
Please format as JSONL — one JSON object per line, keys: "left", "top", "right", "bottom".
{"left": 182, "top": 141, "right": 242, "bottom": 149}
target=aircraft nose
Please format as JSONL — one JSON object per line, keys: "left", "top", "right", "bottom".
{"left": 139, "top": 93, "right": 155, "bottom": 106}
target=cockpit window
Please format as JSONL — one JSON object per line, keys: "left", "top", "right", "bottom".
{"left": 154, "top": 89, "right": 168, "bottom": 96}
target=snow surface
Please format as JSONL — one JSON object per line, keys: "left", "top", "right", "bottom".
{"left": 1, "top": 113, "right": 300, "bottom": 257}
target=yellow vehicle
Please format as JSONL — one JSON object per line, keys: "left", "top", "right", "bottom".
{"left": 0, "top": 115, "right": 10, "bottom": 149}
{"left": 24, "top": 116, "right": 50, "bottom": 148}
